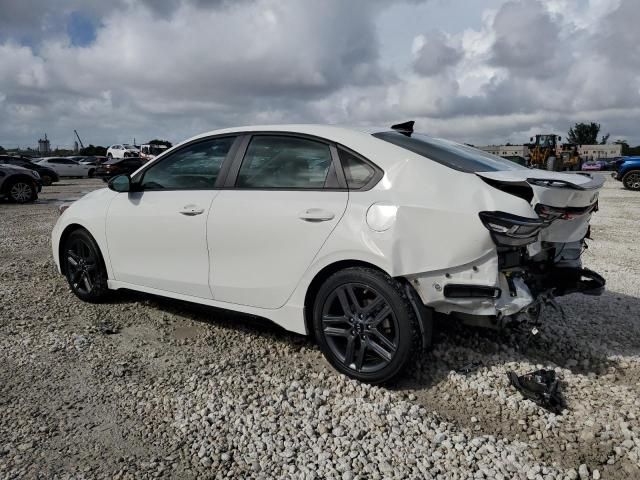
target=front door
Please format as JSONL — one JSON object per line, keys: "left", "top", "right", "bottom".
{"left": 105, "top": 136, "right": 238, "bottom": 298}
{"left": 208, "top": 134, "right": 348, "bottom": 309}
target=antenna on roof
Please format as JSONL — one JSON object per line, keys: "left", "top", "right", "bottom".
{"left": 391, "top": 120, "right": 415, "bottom": 136}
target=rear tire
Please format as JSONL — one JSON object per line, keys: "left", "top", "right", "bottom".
{"left": 312, "top": 267, "right": 419, "bottom": 384}
{"left": 546, "top": 156, "right": 558, "bottom": 171}
{"left": 88, "top": 169, "right": 95, "bottom": 178}
{"left": 7, "top": 180, "right": 36, "bottom": 203}
{"left": 622, "top": 170, "right": 640, "bottom": 191}
{"left": 63, "top": 229, "right": 110, "bottom": 303}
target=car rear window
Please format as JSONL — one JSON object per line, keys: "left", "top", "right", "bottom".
{"left": 372, "top": 131, "right": 527, "bottom": 173}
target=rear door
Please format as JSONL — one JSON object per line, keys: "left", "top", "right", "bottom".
{"left": 105, "top": 136, "right": 239, "bottom": 298}
{"left": 207, "top": 134, "right": 348, "bottom": 309}
{"left": 51, "top": 159, "right": 75, "bottom": 176}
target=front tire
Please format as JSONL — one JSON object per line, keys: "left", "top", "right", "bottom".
{"left": 622, "top": 170, "right": 640, "bottom": 191}
{"left": 63, "top": 229, "right": 110, "bottom": 302}
{"left": 313, "top": 267, "right": 419, "bottom": 384}
{"left": 88, "top": 169, "right": 95, "bottom": 178}
{"left": 546, "top": 156, "right": 558, "bottom": 171}
{"left": 41, "top": 175, "right": 53, "bottom": 186}
{"left": 7, "top": 180, "right": 36, "bottom": 203}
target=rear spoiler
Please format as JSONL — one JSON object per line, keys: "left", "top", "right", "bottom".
{"left": 526, "top": 174, "right": 605, "bottom": 191}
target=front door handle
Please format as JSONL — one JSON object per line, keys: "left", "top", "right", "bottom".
{"left": 298, "top": 208, "right": 335, "bottom": 222}
{"left": 179, "top": 205, "right": 205, "bottom": 216}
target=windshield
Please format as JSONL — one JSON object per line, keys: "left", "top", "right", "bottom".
{"left": 123, "top": 144, "right": 139, "bottom": 149}
{"left": 373, "top": 131, "right": 527, "bottom": 173}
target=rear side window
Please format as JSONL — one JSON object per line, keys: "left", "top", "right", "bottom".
{"left": 338, "top": 148, "right": 376, "bottom": 189}
{"left": 236, "top": 136, "right": 332, "bottom": 189}
{"left": 373, "top": 131, "right": 526, "bottom": 173}
{"left": 140, "top": 136, "right": 235, "bottom": 190}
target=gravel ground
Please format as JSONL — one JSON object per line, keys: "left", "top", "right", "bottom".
{"left": 1, "top": 175, "right": 639, "bottom": 479}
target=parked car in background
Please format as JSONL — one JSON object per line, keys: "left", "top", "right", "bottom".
{"left": 613, "top": 156, "right": 640, "bottom": 191}
{"left": 52, "top": 122, "right": 605, "bottom": 383}
{"left": 0, "top": 164, "right": 41, "bottom": 203}
{"left": 95, "top": 157, "right": 144, "bottom": 181}
{"left": 610, "top": 156, "right": 628, "bottom": 172}
{"left": 35, "top": 157, "right": 95, "bottom": 178}
{"left": 106, "top": 144, "right": 139, "bottom": 159}
{"left": 79, "top": 156, "right": 108, "bottom": 166}
{"left": 139, "top": 144, "right": 169, "bottom": 162}
{"left": 0, "top": 155, "right": 59, "bottom": 185}
{"left": 581, "top": 160, "right": 608, "bottom": 171}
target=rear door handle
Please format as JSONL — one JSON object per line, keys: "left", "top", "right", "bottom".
{"left": 298, "top": 208, "right": 335, "bottom": 222}
{"left": 179, "top": 205, "right": 205, "bottom": 216}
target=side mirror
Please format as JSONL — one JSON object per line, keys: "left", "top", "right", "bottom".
{"left": 108, "top": 174, "right": 131, "bottom": 192}
{"left": 529, "top": 137, "right": 533, "bottom": 142}
{"left": 558, "top": 136, "right": 562, "bottom": 141}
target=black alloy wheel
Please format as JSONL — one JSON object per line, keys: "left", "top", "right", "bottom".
{"left": 64, "top": 229, "right": 109, "bottom": 302}
{"left": 623, "top": 170, "right": 640, "bottom": 191}
{"left": 313, "top": 267, "right": 419, "bottom": 384}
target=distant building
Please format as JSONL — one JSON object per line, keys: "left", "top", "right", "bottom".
{"left": 477, "top": 145, "right": 529, "bottom": 158}
{"left": 578, "top": 144, "right": 622, "bottom": 160}
{"left": 477, "top": 143, "right": 622, "bottom": 160}
{"left": 38, "top": 134, "right": 51, "bottom": 154}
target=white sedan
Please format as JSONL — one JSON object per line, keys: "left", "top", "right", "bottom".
{"left": 36, "top": 157, "right": 95, "bottom": 178}
{"left": 51, "top": 123, "right": 605, "bottom": 383}
{"left": 106, "top": 144, "right": 139, "bottom": 159}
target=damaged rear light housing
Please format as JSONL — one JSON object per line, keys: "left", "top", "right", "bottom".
{"left": 479, "top": 211, "right": 544, "bottom": 246}
{"left": 535, "top": 202, "right": 598, "bottom": 222}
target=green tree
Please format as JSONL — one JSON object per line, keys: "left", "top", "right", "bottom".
{"left": 600, "top": 133, "right": 610, "bottom": 144}
{"left": 148, "top": 139, "right": 172, "bottom": 148}
{"left": 0, "top": 145, "right": 5, "bottom": 154}
{"left": 614, "top": 139, "right": 630, "bottom": 155}
{"left": 567, "top": 122, "right": 609, "bottom": 145}
{"left": 80, "top": 144, "right": 107, "bottom": 156}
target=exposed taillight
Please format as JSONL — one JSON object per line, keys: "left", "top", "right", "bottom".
{"left": 479, "top": 211, "right": 544, "bottom": 246}
{"left": 535, "top": 202, "right": 597, "bottom": 221}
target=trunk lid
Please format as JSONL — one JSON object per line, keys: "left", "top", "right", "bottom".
{"left": 476, "top": 170, "right": 603, "bottom": 209}
{"left": 476, "top": 170, "right": 604, "bottom": 243}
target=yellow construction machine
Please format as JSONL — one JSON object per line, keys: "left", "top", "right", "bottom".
{"left": 528, "top": 134, "right": 582, "bottom": 171}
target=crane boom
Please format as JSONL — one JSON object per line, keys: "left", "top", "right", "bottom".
{"left": 74, "top": 129, "right": 85, "bottom": 150}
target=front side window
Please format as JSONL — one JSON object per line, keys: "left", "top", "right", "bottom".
{"left": 140, "top": 136, "right": 235, "bottom": 190}
{"left": 373, "top": 131, "right": 526, "bottom": 173}
{"left": 236, "top": 136, "right": 332, "bottom": 189}
{"left": 338, "top": 148, "right": 376, "bottom": 189}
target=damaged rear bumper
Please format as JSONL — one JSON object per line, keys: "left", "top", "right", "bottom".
{"left": 407, "top": 249, "right": 605, "bottom": 325}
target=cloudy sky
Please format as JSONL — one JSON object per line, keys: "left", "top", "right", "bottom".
{"left": 0, "top": 0, "right": 638, "bottom": 149}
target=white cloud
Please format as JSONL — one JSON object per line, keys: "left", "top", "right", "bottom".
{"left": 0, "top": 0, "right": 638, "bottom": 149}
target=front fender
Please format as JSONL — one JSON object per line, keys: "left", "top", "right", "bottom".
{"left": 52, "top": 188, "right": 118, "bottom": 276}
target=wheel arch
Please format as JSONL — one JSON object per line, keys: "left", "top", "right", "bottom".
{"left": 302, "top": 259, "right": 426, "bottom": 342}
{"left": 0, "top": 174, "right": 36, "bottom": 195}
{"left": 58, "top": 223, "right": 108, "bottom": 277}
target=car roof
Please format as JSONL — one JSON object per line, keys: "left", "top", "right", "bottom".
{"left": 186, "top": 124, "right": 379, "bottom": 144}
